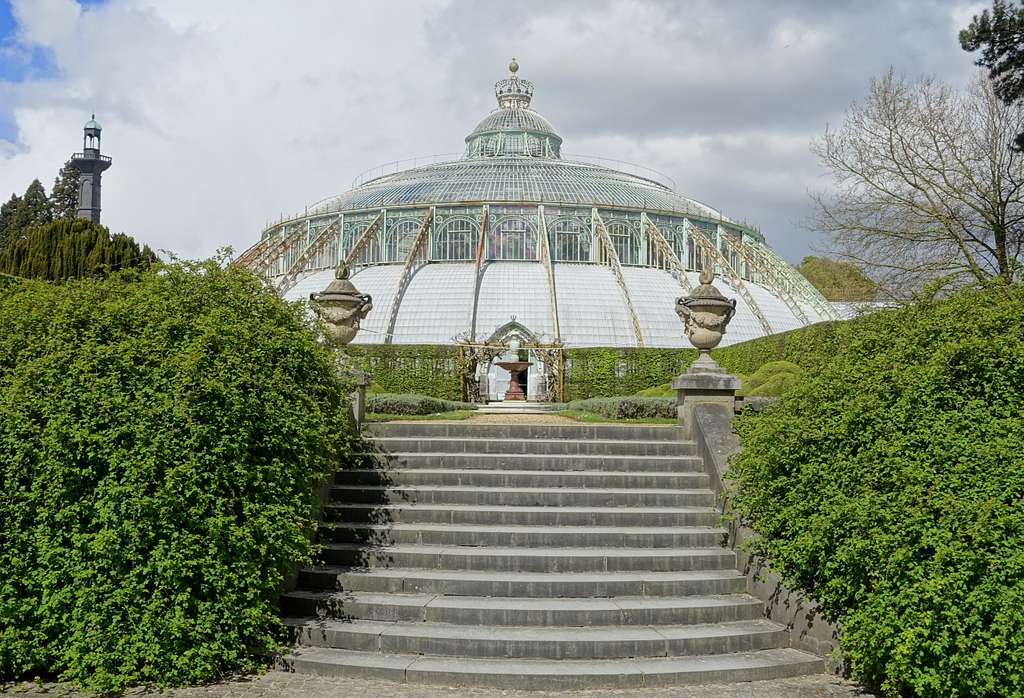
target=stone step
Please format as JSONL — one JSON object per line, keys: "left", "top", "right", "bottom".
{"left": 280, "top": 647, "right": 825, "bottom": 690}
{"left": 297, "top": 567, "right": 747, "bottom": 598}
{"left": 317, "top": 522, "right": 726, "bottom": 548}
{"left": 316, "top": 544, "right": 736, "bottom": 573}
{"left": 368, "top": 436, "right": 695, "bottom": 457}
{"left": 280, "top": 591, "right": 764, "bottom": 626}
{"left": 334, "top": 469, "right": 709, "bottom": 490}
{"left": 285, "top": 618, "right": 789, "bottom": 659}
{"left": 359, "top": 452, "right": 704, "bottom": 472}
{"left": 366, "top": 423, "right": 686, "bottom": 442}
{"left": 328, "top": 485, "right": 716, "bottom": 508}
{"left": 323, "top": 503, "right": 720, "bottom": 527}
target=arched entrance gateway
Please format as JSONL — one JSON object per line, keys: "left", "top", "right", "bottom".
{"left": 455, "top": 320, "right": 564, "bottom": 403}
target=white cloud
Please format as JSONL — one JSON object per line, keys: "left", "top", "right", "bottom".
{"left": 0, "top": 0, "right": 982, "bottom": 263}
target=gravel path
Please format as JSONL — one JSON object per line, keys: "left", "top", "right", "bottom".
{"left": 3, "top": 672, "right": 872, "bottom": 697}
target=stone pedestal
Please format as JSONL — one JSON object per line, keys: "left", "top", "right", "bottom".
{"left": 350, "top": 369, "right": 370, "bottom": 427}
{"left": 672, "top": 367, "right": 740, "bottom": 438}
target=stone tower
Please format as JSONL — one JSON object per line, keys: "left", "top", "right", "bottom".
{"left": 70, "top": 115, "right": 112, "bottom": 224}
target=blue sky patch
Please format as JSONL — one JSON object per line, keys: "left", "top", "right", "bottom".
{"left": 0, "top": 0, "right": 105, "bottom": 143}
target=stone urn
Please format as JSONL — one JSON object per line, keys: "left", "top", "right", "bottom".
{"left": 675, "top": 267, "right": 736, "bottom": 374}
{"left": 310, "top": 261, "right": 373, "bottom": 346}
{"left": 310, "top": 261, "right": 373, "bottom": 424}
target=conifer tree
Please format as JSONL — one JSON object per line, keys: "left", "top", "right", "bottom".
{"left": 51, "top": 160, "right": 80, "bottom": 220}
{"left": 10, "top": 180, "right": 52, "bottom": 238}
{"left": 0, "top": 194, "right": 21, "bottom": 250}
{"left": 0, "top": 218, "right": 157, "bottom": 281}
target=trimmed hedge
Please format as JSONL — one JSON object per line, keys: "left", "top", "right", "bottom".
{"left": 0, "top": 261, "right": 357, "bottom": 691}
{"left": 367, "top": 393, "right": 477, "bottom": 415}
{"left": 339, "top": 318, "right": 852, "bottom": 401}
{"left": 728, "top": 285, "right": 1024, "bottom": 697}
{"left": 563, "top": 396, "right": 675, "bottom": 419}
{"left": 345, "top": 345, "right": 461, "bottom": 401}
{"left": 564, "top": 348, "right": 696, "bottom": 400}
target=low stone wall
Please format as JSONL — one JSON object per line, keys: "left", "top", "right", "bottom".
{"left": 692, "top": 402, "right": 841, "bottom": 666}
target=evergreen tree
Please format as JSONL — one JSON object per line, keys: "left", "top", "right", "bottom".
{"left": 0, "top": 218, "right": 157, "bottom": 281}
{"left": 51, "top": 160, "right": 80, "bottom": 220}
{"left": 0, "top": 194, "right": 21, "bottom": 250}
{"left": 961, "top": 0, "right": 1024, "bottom": 149}
{"left": 9, "top": 179, "right": 52, "bottom": 238}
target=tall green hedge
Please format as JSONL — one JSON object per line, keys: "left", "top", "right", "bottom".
{"left": 728, "top": 285, "right": 1024, "bottom": 696}
{"left": 714, "top": 320, "right": 851, "bottom": 376}
{"left": 345, "top": 345, "right": 461, "bottom": 401}
{"left": 563, "top": 348, "right": 695, "bottom": 400}
{"left": 340, "top": 320, "right": 855, "bottom": 402}
{"left": 0, "top": 261, "right": 357, "bottom": 691}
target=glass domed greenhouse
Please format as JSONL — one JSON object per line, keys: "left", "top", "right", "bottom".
{"left": 236, "top": 60, "right": 837, "bottom": 400}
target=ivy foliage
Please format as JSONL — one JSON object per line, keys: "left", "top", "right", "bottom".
{"left": 346, "top": 345, "right": 461, "bottom": 401}
{"left": 0, "top": 261, "right": 357, "bottom": 692}
{"left": 564, "top": 348, "right": 696, "bottom": 400}
{"left": 728, "top": 284, "right": 1024, "bottom": 697}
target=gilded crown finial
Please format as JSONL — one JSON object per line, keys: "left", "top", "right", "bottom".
{"left": 509, "top": 57, "right": 519, "bottom": 74}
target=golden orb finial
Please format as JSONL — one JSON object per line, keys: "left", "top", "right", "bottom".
{"left": 509, "top": 57, "right": 519, "bottom": 74}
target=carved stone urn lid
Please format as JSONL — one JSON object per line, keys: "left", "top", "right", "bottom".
{"left": 311, "top": 262, "right": 365, "bottom": 304}
{"left": 678, "top": 268, "right": 734, "bottom": 310}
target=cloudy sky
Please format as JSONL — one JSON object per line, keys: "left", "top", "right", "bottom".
{"left": 0, "top": 0, "right": 985, "bottom": 263}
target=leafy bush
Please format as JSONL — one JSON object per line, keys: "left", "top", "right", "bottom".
{"left": 636, "top": 383, "right": 674, "bottom": 398}
{"left": 564, "top": 396, "right": 675, "bottom": 419}
{"left": 728, "top": 284, "right": 1024, "bottom": 697}
{"left": 367, "top": 393, "right": 477, "bottom": 415}
{"left": 0, "top": 260, "right": 357, "bottom": 691}
{"left": 736, "top": 360, "right": 804, "bottom": 397}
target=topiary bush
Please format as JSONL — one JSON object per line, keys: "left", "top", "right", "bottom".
{"left": 728, "top": 284, "right": 1024, "bottom": 697}
{"left": 0, "top": 260, "right": 357, "bottom": 692}
{"left": 564, "top": 396, "right": 675, "bottom": 419}
{"left": 367, "top": 393, "right": 477, "bottom": 415}
{"left": 736, "top": 360, "right": 804, "bottom": 398}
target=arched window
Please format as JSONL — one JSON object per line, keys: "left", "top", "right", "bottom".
{"left": 384, "top": 219, "right": 421, "bottom": 262}
{"left": 549, "top": 217, "right": 590, "bottom": 262}
{"left": 434, "top": 217, "right": 476, "bottom": 260}
{"left": 345, "top": 222, "right": 379, "bottom": 265}
{"left": 489, "top": 216, "right": 537, "bottom": 260}
{"left": 607, "top": 220, "right": 639, "bottom": 265}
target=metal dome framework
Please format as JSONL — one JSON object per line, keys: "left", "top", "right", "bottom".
{"left": 235, "top": 61, "right": 839, "bottom": 347}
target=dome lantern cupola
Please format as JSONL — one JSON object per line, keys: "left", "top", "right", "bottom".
{"left": 494, "top": 57, "right": 534, "bottom": 109}
{"left": 465, "top": 60, "right": 563, "bottom": 159}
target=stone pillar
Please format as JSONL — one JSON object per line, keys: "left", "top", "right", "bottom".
{"left": 350, "top": 369, "right": 370, "bottom": 427}
{"left": 672, "top": 369, "right": 740, "bottom": 438}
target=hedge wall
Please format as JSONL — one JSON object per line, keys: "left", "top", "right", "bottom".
{"left": 563, "top": 348, "right": 695, "bottom": 400}
{"left": 714, "top": 320, "right": 852, "bottom": 376}
{"left": 344, "top": 344, "right": 461, "bottom": 401}
{"left": 341, "top": 319, "right": 861, "bottom": 401}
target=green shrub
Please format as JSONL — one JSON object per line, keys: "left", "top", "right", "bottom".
{"left": 565, "top": 396, "right": 675, "bottom": 419}
{"left": 0, "top": 260, "right": 357, "bottom": 691}
{"left": 367, "top": 393, "right": 477, "bottom": 415}
{"left": 636, "top": 383, "right": 674, "bottom": 397}
{"left": 736, "top": 360, "right": 804, "bottom": 397}
{"left": 728, "top": 285, "right": 1024, "bottom": 697}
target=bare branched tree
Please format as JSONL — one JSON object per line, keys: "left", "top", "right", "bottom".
{"left": 810, "top": 70, "right": 1024, "bottom": 294}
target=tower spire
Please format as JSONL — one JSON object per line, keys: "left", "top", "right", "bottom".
{"left": 71, "top": 115, "right": 112, "bottom": 224}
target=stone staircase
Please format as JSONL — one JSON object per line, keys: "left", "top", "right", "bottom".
{"left": 278, "top": 422, "right": 824, "bottom": 689}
